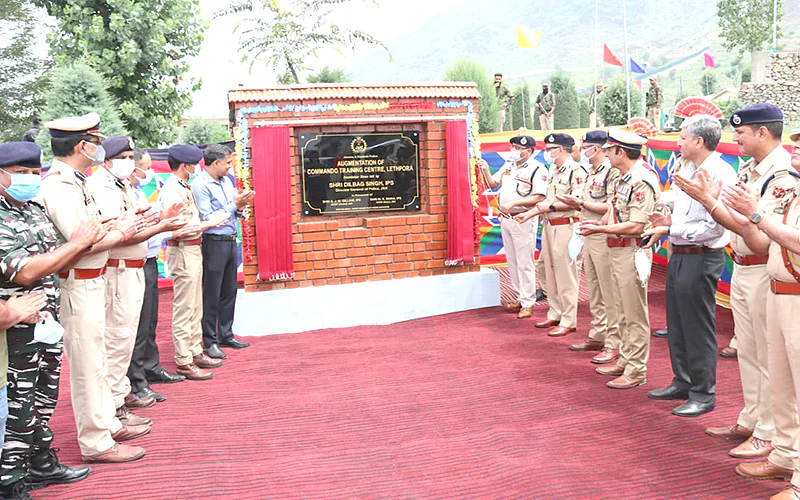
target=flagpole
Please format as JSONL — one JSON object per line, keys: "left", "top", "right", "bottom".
{"left": 773, "top": 0, "right": 777, "bottom": 50}
{"left": 622, "top": 0, "right": 631, "bottom": 121}
{"left": 593, "top": 0, "right": 599, "bottom": 121}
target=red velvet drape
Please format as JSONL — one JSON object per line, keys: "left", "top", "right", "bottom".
{"left": 445, "top": 120, "right": 475, "bottom": 266}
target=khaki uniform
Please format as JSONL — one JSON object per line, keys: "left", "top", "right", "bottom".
{"left": 159, "top": 174, "right": 204, "bottom": 366}
{"left": 86, "top": 167, "right": 148, "bottom": 409}
{"left": 607, "top": 163, "right": 659, "bottom": 379}
{"left": 764, "top": 181, "right": 800, "bottom": 486}
{"left": 542, "top": 158, "right": 588, "bottom": 328}
{"left": 729, "top": 146, "right": 792, "bottom": 442}
{"left": 493, "top": 159, "right": 549, "bottom": 308}
{"left": 581, "top": 160, "right": 621, "bottom": 347}
{"left": 40, "top": 159, "right": 121, "bottom": 456}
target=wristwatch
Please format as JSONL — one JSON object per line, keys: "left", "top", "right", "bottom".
{"left": 549, "top": 203, "right": 557, "bottom": 212}
{"left": 749, "top": 209, "right": 766, "bottom": 224}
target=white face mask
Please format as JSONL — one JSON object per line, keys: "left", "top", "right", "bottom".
{"left": 580, "top": 147, "right": 598, "bottom": 165}
{"left": 34, "top": 312, "right": 65, "bottom": 345}
{"left": 634, "top": 248, "right": 652, "bottom": 287}
{"left": 508, "top": 150, "right": 522, "bottom": 162}
{"left": 136, "top": 167, "right": 154, "bottom": 186}
{"left": 109, "top": 158, "right": 136, "bottom": 179}
{"left": 544, "top": 150, "right": 558, "bottom": 164}
{"left": 568, "top": 230, "right": 583, "bottom": 265}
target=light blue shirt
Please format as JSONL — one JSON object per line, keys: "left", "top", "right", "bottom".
{"left": 133, "top": 186, "right": 171, "bottom": 259}
{"left": 191, "top": 170, "right": 241, "bottom": 235}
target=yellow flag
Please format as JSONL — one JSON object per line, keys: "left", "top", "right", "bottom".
{"left": 516, "top": 25, "right": 541, "bottom": 49}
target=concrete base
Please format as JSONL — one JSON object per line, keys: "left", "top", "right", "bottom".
{"left": 233, "top": 268, "right": 500, "bottom": 336}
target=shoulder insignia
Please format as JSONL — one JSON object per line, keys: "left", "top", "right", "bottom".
{"left": 74, "top": 171, "right": 86, "bottom": 182}
{"left": 623, "top": 173, "right": 632, "bottom": 183}
{"left": 635, "top": 191, "right": 645, "bottom": 203}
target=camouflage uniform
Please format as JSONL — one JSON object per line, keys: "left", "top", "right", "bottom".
{"left": 0, "top": 194, "right": 63, "bottom": 487}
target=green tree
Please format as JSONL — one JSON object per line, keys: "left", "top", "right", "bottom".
{"left": 699, "top": 71, "right": 720, "bottom": 95}
{"left": 717, "top": 0, "right": 784, "bottom": 53}
{"left": 508, "top": 83, "right": 533, "bottom": 132}
{"left": 549, "top": 72, "right": 580, "bottom": 129}
{"left": 0, "top": 0, "right": 51, "bottom": 142}
{"left": 597, "top": 77, "right": 643, "bottom": 126}
{"left": 718, "top": 98, "right": 742, "bottom": 130}
{"left": 36, "top": 61, "right": 127, "bottom": 162}
{"left": 220, "top": 0, "right": 388, "bottom": 84}
{"left": 33, "top": 0, "right": 206, "bottom": 147}
{"left": 180, "top": 119, "right": 232, "bottom": 145}
{"left": 443, "top": 58, "right": 498, "bottom": 134}
{"left": 308, "top": 66, "right": 350, "bottom": 83}
{"left": 579, "top": 95, "right": 591, "bottom": 128}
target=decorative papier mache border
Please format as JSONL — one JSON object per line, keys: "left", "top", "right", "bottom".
{"left": 233, "top": 99, "right": 482, "bottom": 275}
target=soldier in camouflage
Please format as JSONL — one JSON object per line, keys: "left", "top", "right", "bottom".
{"left": 646, "top": 76, "right": 663, "bottom": 129}
{"left": 0, "top": 141, "right": 105, "bottom": 500}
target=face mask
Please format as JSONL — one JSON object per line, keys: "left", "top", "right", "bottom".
{"left": 568, "top": 231, "right": 583, "bottom": 266}
{"left": 109, "top": 158, "right": 136, "bottom": 180}
{"left": 82, "top": 143, "right": 106, "bottom": 166}
{"left": 185, "top": 164, "right": 199, "bottom": 181}
{"left": 34, "top": 312, "right": 65, "bottom": 345}
{"left": 137, "top": 167, "right": 154, "bottom": 186}
{"left": 1, "top": 170, "right": 42, "bottom": 202}
{"left": 542, "top": 88, "right": 549, "bottom": 95}
{"left": 634, "top": 248, "right": 652, "bottom": 287}
{"left": 543, "top": 150, "right": 558, "bottom": 164}
{"left": 580, "top": 147, "right": 597, "bottom": 165}
{"left": 508, "top": 150, "right": 522, "bottom": 162}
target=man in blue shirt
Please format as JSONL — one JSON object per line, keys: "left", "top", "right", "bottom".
{"left": 192, "top": 144, "right": 254, "bottom": 359}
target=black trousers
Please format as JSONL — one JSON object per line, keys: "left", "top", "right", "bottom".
{"left": 666, "top": 249, "right": 725, "bottom": 403}
{"left": 201, "top": 236, "right": 238, "bottom": 347}
{"left": 127, "top": 258, "right": 163, "bottom": 392}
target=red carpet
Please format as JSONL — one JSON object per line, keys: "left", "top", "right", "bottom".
{"left": 39, "top": 270, "right": 784, "bottom": 499}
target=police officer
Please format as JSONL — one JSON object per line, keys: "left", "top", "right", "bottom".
{"left": 159, "top": 145, "right": 226, "bottom": 380}
{"left": 39, "top": 113, "right": 148, "bottom": 464}
{"left": 557, "top": 131, "right": 622, "bottom": 364}
{"left": 517, "top": 133, "right": 588, "bottom": 336}
{"left": 535, "top": 83, "right": 556, "bottom": 131}
{"left": 479, "top": 135, "right": 548, "bottom": 319}
{"left": 0, "top": 142, "right": 103, "bottom": 497}
{"left": 578, "top": 128, "right": 659, "bottom": 389}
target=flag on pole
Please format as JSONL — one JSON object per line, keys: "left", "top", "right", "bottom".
{"left": 516, "top": 25, "right": 541, "bottom": 49}
{"left": 634, "top": 80, "right": 642, "bottom": 91}
{"left": 603, "top": 43, "right": 623, "bottom": 67}
{"left": 704, "top": 52, "right": 716, "bottom": 68}
{"left": 629, "top": 57, "right": 647, "bottom": 74}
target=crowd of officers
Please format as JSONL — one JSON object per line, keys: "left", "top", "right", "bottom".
{"left": 480, "top": 102, "right": 800, "bottom": 500}
{"left": 0, "top": 112, "right": 253, "bottom": 500}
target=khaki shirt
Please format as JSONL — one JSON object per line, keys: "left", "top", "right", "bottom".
{"left": 767, "top": 184, "right": 800, "bottom": 281}
{"left": 544, "top": 157, "right": 588, "bottom": 220}
{"left": 86, "top": 167, "right": 148, "bottom": 260}
{"left": 40, "top": 159, "right": 108, "bottom": 269}
{"left": 609, "top": 163, "right": 660, "bottom": 227}
{"left": 581, "top": 159, "right": 618, "bottom": 222}
{"left": 159, "top": 174, "right": 201, "bottom": 240}
{"left": 0, "top": 329, "right": 6, "bottom": 387}
{"left": 731, "top": 146, "right": 793, "bottom": 256}
{"left": 492, "top": 159, "right": 549, "bottom": 214}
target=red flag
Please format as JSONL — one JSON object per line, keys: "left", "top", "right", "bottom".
{"left": 704, "top": 52, "right": 716, "bottom": 68}
{"left": 634, "top": 79, "right": 642, "bottom": 91}
{"left": 603, "top": 43, "right": 623, "bottom": 67}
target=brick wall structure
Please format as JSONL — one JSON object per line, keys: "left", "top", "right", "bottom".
{"left": 228, "top": 83, "right": 483, "bottom": 294}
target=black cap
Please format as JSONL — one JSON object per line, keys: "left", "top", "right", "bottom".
{"left": 0, "top": 142, "right": 42, "bottom": 168}
{"left": 168, "top": 144, "right": 203, "bottom": 164}
{"left": 102, "top": 136, "right": 135, "bottom": 159}
{"left": 582, "top": 131, "right": 608, "bottom": 145}
{"left": 543, "top": 133, "right": 575, "bottom": 147}
{"left": 509, "top": 135, "right": 535, "bottom": 149}
{"left": 730, "top": 103, "right": 783, "bottom": 127}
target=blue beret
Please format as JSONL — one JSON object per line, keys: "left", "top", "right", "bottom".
{"left": 0, "top": 142, "right": 42, "bottom": 168}
{"left": 543, "top": 133, "right": 575, "bottom": 147}
{"left": 582, "top": 130, "right": 608, "bottom": 145}
{"left": 168, "top": 144, "right": 203, "bottom": 164}
{"left": 730, "top": 103, "right": 783, "bottom": 127}
{"left": 509, "top": 135, "right": 535, "bottom": 149}
{"left": 103, "top": 136, "right": 135, "bottom": 159}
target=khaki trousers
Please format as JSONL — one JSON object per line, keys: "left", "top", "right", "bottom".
{"left": 584, "top": 234, "right": 621, "bottom": 348}
{"left": 497, "top": 108, "right": 507, "bottom": 133}
{"left": 104, "top": 266, "right": 145, "bottom": 409}
{"left": 646, "top": 107, "right": 661, "bottom": 128}
{"left": 536, "top": 221, "right": 547, "bottom": 294}
{"left": 730, "top": 264, "right": 774, "bottom": 440}
{"left": 500, "top": 217, "right": 537, "bottom": 308}
{"left": 539, "top": 114, "right": 554, "bottom": 131}
{"left": 542, "top": 222, "right": 580, "bottom": 328}
{"left": 609, "top": 245, "right": 651, "bottom": 379}
{"left": 765, "top": 292, "right": 800, "bottom": 486}
{"left": 166, "top": 245, "right": 204, "bottom": 366}
{"left": 60, "top": 275, "right": 122, "bottom": 456}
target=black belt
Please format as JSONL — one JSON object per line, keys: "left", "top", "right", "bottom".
{"left": 203, "top": 234, "right": 236, "bottom": 241}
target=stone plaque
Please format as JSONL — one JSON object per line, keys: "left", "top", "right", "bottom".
{"left": 300, "top": 131, "right": 421, "bottom": 216}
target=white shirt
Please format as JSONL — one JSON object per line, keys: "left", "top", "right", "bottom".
{"left": 491, "top": 159, "right": 549, "bottom": 214}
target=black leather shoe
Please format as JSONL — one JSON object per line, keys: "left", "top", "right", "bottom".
{"left": 647, "top": 385, "right": 689, "bottom": 400}
{"left": 136, "top": 386, "right": 166, "bottom": 403}
{"left": 535, "top": 288, "right": 547, "bottom": 302}
{"left": 205, "top": 343, "right": 227, "bottom": 359}
{"left": 673, "top": 399, "right": 716, "bottom": 417}
{"left": 1, "top": 480, "right": 31, "bottom": 499}
{"left": 653, "top": 329, "right": 668, "bottom": 338}
{"left": 146, "top": 368, "right": 186, "bottom": 384}
{"left": 219, "top": 337, "right": 250, "bottom": 349}
{"left": 26, "top": 448, "right": 91, "bottom": 490}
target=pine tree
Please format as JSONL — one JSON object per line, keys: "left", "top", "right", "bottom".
{"left": 549, "top": 72, "right": 580, "bottom": 129}
{"left": 598, "top": 77, "right": 643, "bottom": 126}
{"left": 509, "top": 83, "right": 533, "bottom": 132}
{"left": 444, "top": 58, "right": 499, "bottom": 134}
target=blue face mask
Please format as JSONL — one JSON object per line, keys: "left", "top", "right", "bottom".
{"left": 2, "top": 170, "right": 42, "bottom": 202}
{"left": 186, "top": 164, "right": 199, "bottom": 181}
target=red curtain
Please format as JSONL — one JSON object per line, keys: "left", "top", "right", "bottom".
{"left": 251, "top": 126, "right": 294, "bottom": 281}
{"left": 445, "top": 120, "right": 475, "bottom": 266}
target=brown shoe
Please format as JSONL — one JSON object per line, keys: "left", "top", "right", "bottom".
{"left": 82, "top": 443, "right": 146, "bottom": 463}
{"left": 504, "top": 301, "right": 521, "bottom": 313}
{"left": 176, "top": 363, "right": 213, "bottom": 381}
{"left": 116, "top": 405, "right": 151, "bottom": 426}
{"left": 720, "top": 346, "right": 738, "bottom": 358}
{"left": 111, "top": 423, "right": 151, "bottom": 442}
{"left": 771, "top": 486, "right": 800, "bottom": 500}
{"left": 517, "top": 306, "right": 533, "bottom": 319}
{"left": 705, "top": 423, "right": 752, "bottom": 441}
{"left": 124, "top": 391, "right": 156, "bottom": 410}
{"left": 607, "top": 375, "right": 646, "bottom": 389}
{"left": 730, "top": 436, "right": 774, "bottom": 458}
{"left": 569, "top": 338, "right": 603, "bottom": 351}
{"left": 736, "top": 459, "right": 793, "bottom": 481}
{"left": 193, "top": 353, "right": 223, "bottom": 369}
{"left": 592, "top": 347, "right": 620, "bottom": 364}
{"left": 596, "top": 364, "right": 624, "bottom": 376}
{"left": 548, "top": 326, "right": 576, "bottom": 337}
{"left": 535, "top": 319, "right": 559, "bottom": 329}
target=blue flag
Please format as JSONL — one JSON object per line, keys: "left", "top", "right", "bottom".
{"left": 630, "top": 58, "right": 647, "bottom": 74}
